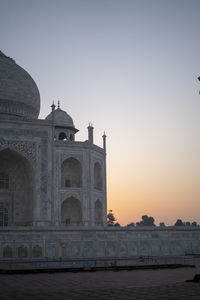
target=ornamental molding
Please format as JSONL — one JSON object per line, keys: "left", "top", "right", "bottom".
{"left": 60, "top": 191, "right": 81, "bottom": 202}
{"left": 0, "top": 139, "right": 37, "bottom": 164}
{"left": 93, "top": 159, "right": 103, "bottom": 166}
{"left": 61, "top": 153, "right": 83, "bottom": 164}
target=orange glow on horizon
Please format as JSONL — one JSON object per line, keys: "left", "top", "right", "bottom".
{"left": 107, "top": 147, "right": 200, "bottom": 226}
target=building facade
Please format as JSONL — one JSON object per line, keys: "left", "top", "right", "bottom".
{"left": 1, "top": 50, "right": 199, "bottom": 262}
{"left": 0, "top": 50, "right": 107, "bottom": 229}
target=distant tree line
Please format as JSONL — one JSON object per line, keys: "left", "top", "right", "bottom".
{"left": 107, "top": 211, "right": 199, "bottom": 227}
{"left": 174, "top": 219, "right": 198, "bottom": 227}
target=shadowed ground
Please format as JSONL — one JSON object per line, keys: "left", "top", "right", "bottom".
{"left": 0, "top": 259, "right": 200, "bottom": 299}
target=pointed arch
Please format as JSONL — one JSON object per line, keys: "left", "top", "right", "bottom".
{"left": 0, "top": 148, "right": 35, "bottom": 226}
{"left": 58, "top": 132, "right": 67, "bottom": 141}
{"left": 61, "top": 157, "right": 82, "bottom": 188}
{"left": 61, "top": 197, "right": 82, "bottom": 226}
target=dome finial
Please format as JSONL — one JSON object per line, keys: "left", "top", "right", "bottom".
{"left": 58, "top": 100, "right": 60, "bottom": 109}
{"left": 0, "top": 50, "right": 15, "bottom": 62}
{"left": 51, "top": 101, "right": 56, "bottom": 111}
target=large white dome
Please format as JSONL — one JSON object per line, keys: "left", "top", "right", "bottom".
{"left": 0, "top": 50, "right": 40, "bottom": 119}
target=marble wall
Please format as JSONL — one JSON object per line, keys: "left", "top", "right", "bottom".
{"left": 0, "top": 227, "right": 199, "bottom": 261}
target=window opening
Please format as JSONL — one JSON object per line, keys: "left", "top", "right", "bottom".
{"left": 94, "top": 163, "right": 102, "bottom": 190}
{"left": 58, "top": 132, "right": 67, "bottom": 141}
{"left": 0, "top": 172, "right": 9, "bottom": 189}
{"left": 0, "top": 203, "right": 8, "bottom": 226}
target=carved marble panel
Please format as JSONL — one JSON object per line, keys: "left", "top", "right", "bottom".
{"left": 0, "top": 139, "right": 36, "bottom": 164}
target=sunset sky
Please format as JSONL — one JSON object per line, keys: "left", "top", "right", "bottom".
{"left": 1, "top": 0, "right": 200, "bottom": 225}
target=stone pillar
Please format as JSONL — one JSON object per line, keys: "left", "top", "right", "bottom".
{"left": 51, "top": 102, "right": 56, "bottom": 226}
{"left": 102, "top": 132, "right": 107, "bottom": 152}
{"left": 102, "top": 132, "right": 107, "bottom": 226}
{"left": 88, "top": 123, "right": 93, "bottom": 144}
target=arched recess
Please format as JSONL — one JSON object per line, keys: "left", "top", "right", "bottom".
{"left": 61, "top": 196, "right": 82, "bottom": 226}
{"left": 58, "top": 132, "right": 67, "bottom": 141}
{"left": 0, "top": 148, "right": 35, "bottom": 226}
{"left": 95, "top": 199, "right": 103, "bottom": 225}
{"left": 94, "top": 162, "right": 103, "bottom": 190}
{"left": 61, "top": 158, "right": 82, "bottom": 188}
{"left": 3, "top": 246, "right": 13, "bottom": 258}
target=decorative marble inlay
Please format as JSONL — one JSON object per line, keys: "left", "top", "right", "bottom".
{"left": 0, "top": 139, "right": 36, "bottom": 163}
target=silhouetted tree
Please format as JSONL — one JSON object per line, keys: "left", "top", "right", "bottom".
{"left": 127, "top": 222, "right": 135, "bottom": 227}
{"left": 185, "top": 222, "right": 191, "bottom": 226}
{"left": 192, "top": 221, "right": 197, "bottom": 227}
{"left": 159, "top": 222, "right": 165, "bottom": 227}
{"left": 174, "top": 219, "right": 184, "bottom": 226}
{"left": 107, "top": 210, "right": 116, "bottom": 226}
{"left": 141, "top": 215, "right": 155, "bottom": 226}
{"left": 114, "top": 222, "right": 121, "bottom": 227}
{"left": 135, "top": 215, "right": 155, "bottom": 226}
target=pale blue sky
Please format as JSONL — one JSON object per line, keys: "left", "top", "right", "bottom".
{"left": 1, "top": 0, "right": 200, "bottom": 224}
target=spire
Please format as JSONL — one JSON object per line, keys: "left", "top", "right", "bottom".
{"left": 51, "top": 101, "right": 56, "bottom": 111}
{"left": 88, "top": 122, "right": 94, "bottom": 144}
{"left": 198, "top": 77, "right": 200, "bottom": 94}
{"left": 58, "top": 100, "right": 60, "bottom": 109}
{"left": 102, "top": 131, "right": 107, "bottom": 152}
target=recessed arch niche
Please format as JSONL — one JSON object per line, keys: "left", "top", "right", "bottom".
{"left": 61, "top": 196, "right": 82, "bottom": 226}
{"left": 61, "top": 157, "right": 82, "bottom": 188}
{"left": 58, "top": 132, "right": 67, "bottom": 141}
{"left": 0, "top": 148, "right": 35, "bottom": 226}
{"left": 94, "top": 162, "right": 103, "bottom": 190}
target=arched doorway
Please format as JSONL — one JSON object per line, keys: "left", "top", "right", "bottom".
{"left": 95, "top": 199, "right": 103, "bottom": 225}
{"left": 61, "top": 158, "right": 82, "bottom": 188}
{"left": 0, "top": 148, "right": 35, "bottom": 226}
{"left": 61, "top": 197, "right": 82, "bottom": 226}
{"left": 94, "top": 162, "right": 102, "bottom": 190}
{"left": 58, "top": 132, "right": 67, "bottom": 141}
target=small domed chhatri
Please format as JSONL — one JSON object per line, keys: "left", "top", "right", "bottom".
{"left": 45, "top": 101, "right": 78, "bottom": 141}
{"left": 0, "top": 50, "right": 40, "bottom": 119}
{"left": 45, "top": 101, "right": 74, "bottom": 128}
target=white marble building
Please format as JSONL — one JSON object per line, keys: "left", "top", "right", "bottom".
{"left": 0, "top": 50, "right": 107, "bottom": 229}
{"left": 0, "top": 50, "right": 199, "bottom": 261}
